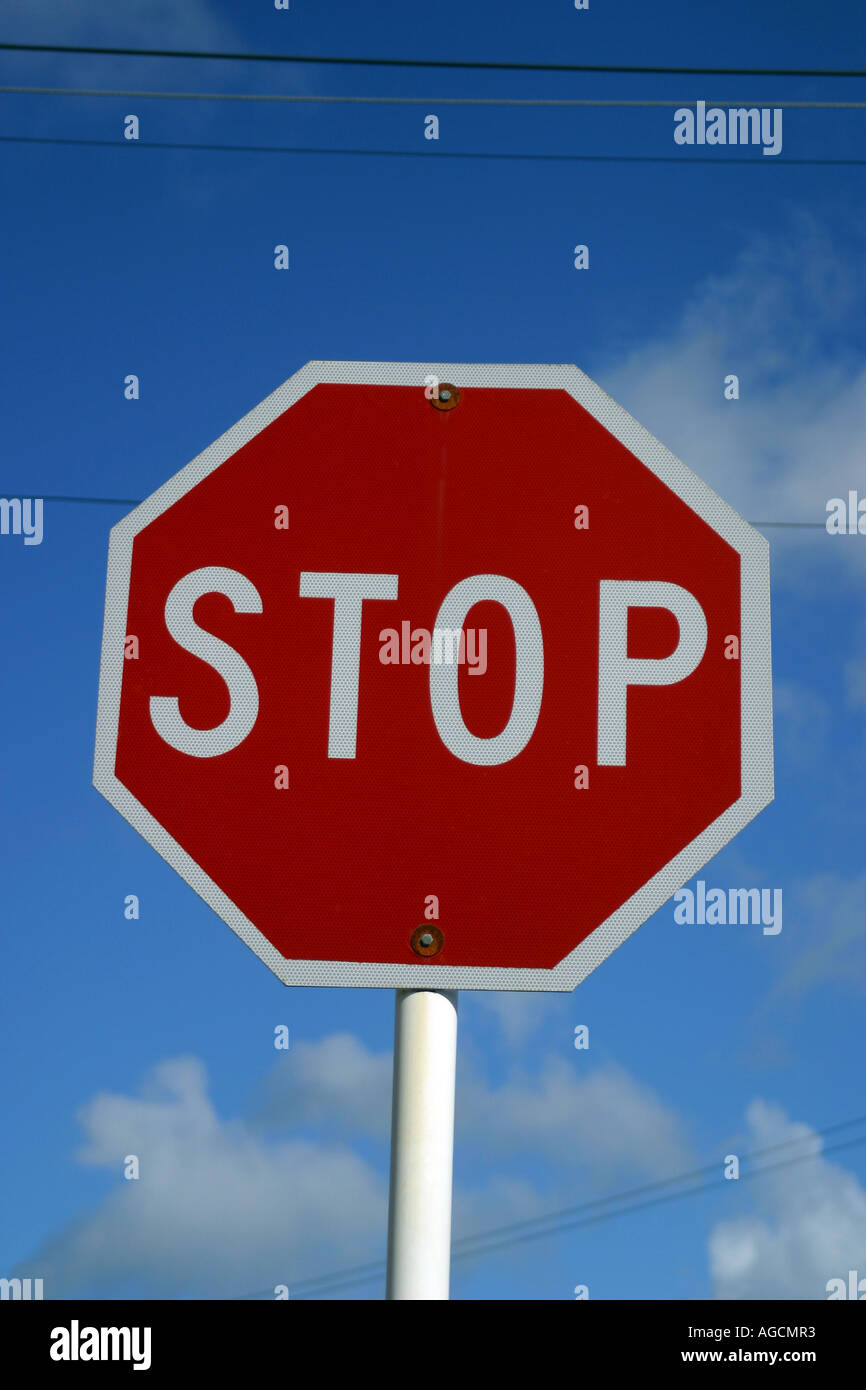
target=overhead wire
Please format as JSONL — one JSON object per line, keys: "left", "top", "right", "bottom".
{"left": 1, "top": 41, "right": 865, "bottom": 78}
{"left": 2, "top": 133, "right": 863, "bottom": 165}
{"left": 232, "top": 1114, "right": 866, "bottom": 1298}
{"left": 2, "top": 85, "right": 865, "bottom": 108}
{"left": 3, "top": 26, "right": 861, "bottom": 1302}
{"left": 0, "top": 494, "right": 831, "bottom": 529}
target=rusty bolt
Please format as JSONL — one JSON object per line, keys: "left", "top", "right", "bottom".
{"left": 430, "top": 383, "right": 460, "bottom": 412}
{"left": 410, "top": 924, "right": 444, "bottom": 957}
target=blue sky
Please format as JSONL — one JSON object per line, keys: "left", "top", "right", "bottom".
{"left": 2, "top": 0, "right": 866, "bottom": 1300}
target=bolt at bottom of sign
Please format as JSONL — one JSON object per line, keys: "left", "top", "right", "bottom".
{"left": 411, "top": 925, "right": 444, "bottom": 957}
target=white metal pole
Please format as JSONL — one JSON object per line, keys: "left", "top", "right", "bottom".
{"left": 386, "top": 987, "right": 459, "bottom": 1300}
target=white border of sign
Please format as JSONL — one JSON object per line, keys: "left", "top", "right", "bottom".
{"left": 93, "top": 361, "right": 773, "bottom": 991}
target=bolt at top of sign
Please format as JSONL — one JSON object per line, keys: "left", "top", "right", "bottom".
{"left": 93, "top": 361, "right": 773, "bottom": 992}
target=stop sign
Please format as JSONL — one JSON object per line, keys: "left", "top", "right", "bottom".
{"left": 93, "top": 361, "right": 773, "bottom": 990}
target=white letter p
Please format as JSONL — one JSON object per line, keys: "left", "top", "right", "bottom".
{"left": 598, "top": 580, "right": 708, "bottom": 766}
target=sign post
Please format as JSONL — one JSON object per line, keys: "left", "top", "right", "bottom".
{"left": 386, "top": 988, "right": 459, "bottom": 1300}
{"left": 94, "top": 360, "right": 773, "bottom": 1299}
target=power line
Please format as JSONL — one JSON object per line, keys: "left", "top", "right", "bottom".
{"left": 2, "top": 133, "right": 864, "bottom": 166}
{"left": 454, "top": 1134, "right": 866, "bottom": 1259}
{"left": 3, "top": 84, "right": 866, "bottom": 108}
{"left": 0, "top": 495, "right": 834, "bottom": 531}
{"left": 440, "top": 1113, "right": 866, "bottom": 1254}
{"left": 11, "top": 493, "right": 141, "bottom": 506}
{"left": 0, "top": 494, "right": 833, "bottom": 530}
{"left": 2, "top": 41, "right": 865, "bottom": 78}
{"left": 236, "top": 1113, "right": 866, "bottom": 1299}
{"left": 296, "top": 1134, "right": 866, "bottom": 1298}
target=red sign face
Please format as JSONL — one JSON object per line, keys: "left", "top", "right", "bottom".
{"left": 94, "top": 362, "right": 773, "bottom": 990}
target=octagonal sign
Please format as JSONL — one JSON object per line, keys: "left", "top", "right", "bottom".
{"left": 93, "top": 361, "right": 773, "bottom": 990}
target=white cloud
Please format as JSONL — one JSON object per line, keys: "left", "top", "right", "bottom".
{"left": 468, "top": 991, "right": 565, "bottom": 1049}
{"left": 709, "top": 1100, "right": 866, "bottom": 1299}
{"left": 767, "top": 873, "right": 866, "bottom": 1005}
{"left": 254, "top": 1034, "right": 692, "bottom": 1185}
{"left": 459, "top": 1056, "right": 692, "bottom": 1180}
{"left": 452, "top": 1174, "right": 552, "bottom": 1250}
{"left": 21, "top": 1056, "right": 388, "bottom": 1298}
{"left": 16, "top": 1040, "right": 694, "bottom": 1297}
{"left": 251, "top": 1032, "right": 393, "bottom": 1139}
{"left": 601, "top": 216, "right": 866, "bottom": 579}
